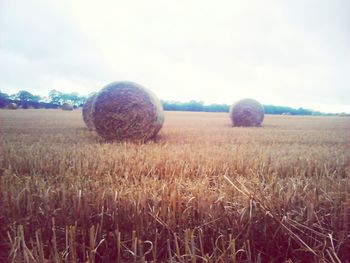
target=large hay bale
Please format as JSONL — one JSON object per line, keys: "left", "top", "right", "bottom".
{"left": 82, "top": 93, "right": 97, "bottom": 130}
{"left": 7, "top": 103, "right": 18, "bottom": 110}
{"left": 92, "top": 81, "right": 164, "bottom": 141}
{"left": 230, "top": 98, "right": 264, "bottom": 127}
{"left": 61, "top": 103, "right": 73, "bottom": 111}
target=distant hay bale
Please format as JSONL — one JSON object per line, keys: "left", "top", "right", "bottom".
{"left": 7, "top": 103, "right": 18, "bottom": 110}
{"left": 92, "top": 81, "right": 164, "bottom": 141}
{"left": 61, "top": 103, "right": 73, "bottom": 111}
{"left": 82, "top": 93, "right": 97, "bottom": 130}
{"left": 230, "top": 98, "right": 264, "bottom": 127}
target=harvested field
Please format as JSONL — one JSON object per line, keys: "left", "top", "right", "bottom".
{"left": 0, "top": 109, "right": 349, "bottom": 262}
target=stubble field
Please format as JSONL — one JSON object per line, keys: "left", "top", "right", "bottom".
{"left": 0, "top": 109, "right": 349, "bottom": 263}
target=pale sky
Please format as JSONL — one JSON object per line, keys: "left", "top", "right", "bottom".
{"left": 0, "top": 0, "right": 349, "bottom": 113}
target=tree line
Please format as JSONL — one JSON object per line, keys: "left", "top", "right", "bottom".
{"left": 0, "top": 90, "right": 89, "bottom": 109}
{"left": 0, "top": 89, "right": 342, "bottom": 116}
{"left": 161, "top": 100, "right": 338, "bottom": 116}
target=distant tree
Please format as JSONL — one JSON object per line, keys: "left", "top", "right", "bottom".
{"left": 161, "top": 101, "right": 328, "bottom": 115}
{"left": 162, "top": 100, "right": 229, "bottom": 112}
{"left": 15, "top": 90, "right": 41, "bottom": 102}
{"left": 203, "top": 103, "right": 229, "bottom": 112}
{"left": 162, "top": 100, "right": 205, "bottom": 111}
{"left": 296, "top": 107, "right": 313, "bottom": 115}
{"left": 16, "top": 90, "right": 32, "bottom": 101}
{"left": 65, "top": 92, "right": 86, "bottom": 106}
{"left": 49, "top": 89, "right": 63, "bottom": 104}
{"left": 11, "top": 90, "right": 42, "bottom": 108}
{"left": 48, "top": 89, "right": 86, "bottom": 107}
{"left": 0, "top": 91, "right": 10, "bottom": 108}
{"left": 184, "top": 100, "right": 204, "bottom": 111}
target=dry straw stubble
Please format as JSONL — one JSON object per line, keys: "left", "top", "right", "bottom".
{"left": 230, "top": 98, "right": 264, "bottom": 127}
{"left": 92, "top": 81, "right": 164, "bottom": 141}
{"left": 1, "top": 110, "right": 349, "bottom": 262}
{"left": 82, "top": 93, "right": 97, "bottom": 130}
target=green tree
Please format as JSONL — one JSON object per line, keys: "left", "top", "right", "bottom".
{"left": 0, "top": 90, "right": 10, "bottom": 108}
{"left": 49, "top": 89, "right": 63, "bottom": 104}
{"left": 15, "top": 90, "right": 41, "bottom": 102}
{"left": 49, "top": 89, "right": 86, "bottom": 106}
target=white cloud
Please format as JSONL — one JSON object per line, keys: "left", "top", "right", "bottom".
{"left": 0, "top": 0, "right": 349, "bottom": 113}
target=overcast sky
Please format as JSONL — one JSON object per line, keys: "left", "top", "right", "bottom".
{"left": 0, "top": 0, "right": 349, "bottom": 112}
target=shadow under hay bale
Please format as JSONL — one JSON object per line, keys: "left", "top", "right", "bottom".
{"left": 92, "top": 81, "right": 164, "bottom": 141}
{"left": 82, "top": 93, "right": 97, "bottom": 130}
{"left": 61, "top": 103, "right": 73, "bottom": 111}
{"left": 230, "top": 98, "right": 264, "bottom": 127}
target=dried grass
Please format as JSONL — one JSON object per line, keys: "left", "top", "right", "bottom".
{"left": 92, "top": 81, "right": 164, "bottom": 141}
{"left": 0, "top": 110, "right": 349, "bottom": 262}
{"left": 82, "top": 93, "right": 97, "bottom": 130}
{"left": 230, "top": 99, "right": 264, "bottom": 127}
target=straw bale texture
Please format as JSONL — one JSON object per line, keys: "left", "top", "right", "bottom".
{"left": 7, "top": 103, "right": 18, "bottom": 110}
{"left": 92, "top": 81, "right": 164, "bottom": 141}
{"left": 82, "top": 94, "right": 97, "bottom": 130}
{"left": 61, "top": 103, "right": 73, "bottom": 111}
{"left": 230, "top": 98, "right": 264, "bottom": 127}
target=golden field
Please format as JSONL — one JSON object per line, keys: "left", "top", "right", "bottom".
{"left": 0, "top": 109, "right": 349, "bottom": 263}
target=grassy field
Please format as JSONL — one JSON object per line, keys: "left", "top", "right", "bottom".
{"left": 0, "top": 109, "right": 349, "bottom": 262}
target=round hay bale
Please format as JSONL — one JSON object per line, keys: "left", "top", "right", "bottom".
{"left": 61, "top": 103, "right": 73, "bottom": 111}
{"left": 230, "top": 98, "right": 264, "bottom": 127}
{"left": 92, "top": 81, "right": 164, "bottom": 141}
{"left": 82, "top": 93, "right": 97, "bottom": 130}
{"left": 7, "top": 103, "right": 18, "bottom": 110}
